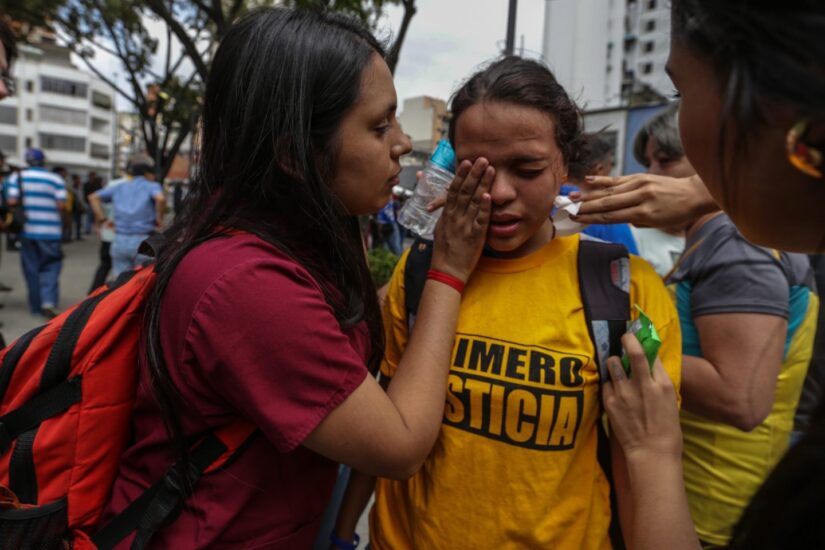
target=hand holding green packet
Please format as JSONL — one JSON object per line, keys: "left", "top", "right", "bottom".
{"left": 620, "top": 305, "right": 661, "bottom": 376}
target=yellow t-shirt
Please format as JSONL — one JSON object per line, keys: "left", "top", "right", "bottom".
{"left": 371, "top": 234, "right": 682, "bottom": 550}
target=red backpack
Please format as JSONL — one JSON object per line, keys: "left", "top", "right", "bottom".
{"left": 0, "top": 257, "right": 255, "bottom": 549}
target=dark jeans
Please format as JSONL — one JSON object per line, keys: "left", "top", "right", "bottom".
{"left": 89, "top": 241, "right": 112, "bottom": 294}
{"left": 20, "top": 238, "right": 62, "bottom": 314}
{"left": 73, "top": 212, "right": 83, "bottom": 240}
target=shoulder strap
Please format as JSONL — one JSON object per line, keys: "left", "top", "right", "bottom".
{"left": 404, "top": 238, "right": 434, "bottom": 330}
{"left": 577, "top": 237, "right": 631, "bottom": 383}
{"left": 92, "top": 424, "right": 257, "bottom": 550}
{"left": 577, "top": 236, "right": 631, "bottom": 550}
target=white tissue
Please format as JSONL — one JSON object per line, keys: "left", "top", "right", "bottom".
{"left": 552, "top": 195, "right": 589, "bottom": 237}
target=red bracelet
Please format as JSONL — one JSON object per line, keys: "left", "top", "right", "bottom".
{"left": 426, "top": 269, "right": 465, "bottom": 294}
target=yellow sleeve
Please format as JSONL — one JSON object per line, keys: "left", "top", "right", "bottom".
{"left": 380, "top": 248, "right": 412, "bottom": 379}
{"left": 629, "top": 255, "right": 682, "bottom": 406}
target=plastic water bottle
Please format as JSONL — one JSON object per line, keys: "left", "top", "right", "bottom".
{"left": 398, "top": 139, "right": 456, "bottom": 239}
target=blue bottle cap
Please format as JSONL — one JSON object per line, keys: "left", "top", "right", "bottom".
{"left": 429, "top": 139, "right": 456, "bottom": 173}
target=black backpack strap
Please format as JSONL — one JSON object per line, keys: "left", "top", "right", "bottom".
{"left": 403, "top": 238, "right": 434, "bottom": 330}
{"left": 137, "top": 232, "right": 166, "bottom": 259}
{"left": 578, "top": 236, "right": 631, "bottom": 550}
{"left": 578, "top": 238, "right": 631, "bottom": 381}
{"left": 0, "top": 325, "right": 46, "bottom": 403}
{"left": 92, "top": 430, "right": 257, "bottom": 550}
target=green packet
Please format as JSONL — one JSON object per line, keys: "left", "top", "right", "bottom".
{"left": 620, "top": 305, "right": 661, "bottom": 376}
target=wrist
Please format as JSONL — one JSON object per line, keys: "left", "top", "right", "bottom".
{"left": 428, "top": 260, "right": 468, "bottom": 284}
{"left": 625, "top": 448, "right": 683, "bottom": 478}
{"left": 427, "top": 269, "right": 465, "bottom": 294}
{"left": 330, "top": 531, "right": 360, "bottom": 550}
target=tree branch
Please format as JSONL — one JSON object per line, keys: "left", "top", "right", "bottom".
{"left": 144, "top": 0, "right": 210, "bottom": 80}
{"left": 385, "top": 0, "right": 416, "bottom": 74}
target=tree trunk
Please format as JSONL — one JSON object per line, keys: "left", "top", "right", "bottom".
{"left": 385, "top": 0, "right": 416, "bottom": 75}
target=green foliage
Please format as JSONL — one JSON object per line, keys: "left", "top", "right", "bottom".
{"left": 367, "top": 246, "right": 400, "bottom": 287}
{"left": 288, "top": 0, "right": 398, "bottom": 29}
{"left": 1, "top": 0, "right": 416, "bottom": 178}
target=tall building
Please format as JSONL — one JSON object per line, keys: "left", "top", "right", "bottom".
{"left": 397, "top": 95, "right": 448, "bottom": 155}
{"left": 0, "top": 39, "right": 117, "bottom": 177}
{"left": 542, "top": 0, "right": 671, "bottom": 110}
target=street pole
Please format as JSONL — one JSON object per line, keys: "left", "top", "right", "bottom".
{"left": 505, "top": 0, "right": 518, "bottom": 55}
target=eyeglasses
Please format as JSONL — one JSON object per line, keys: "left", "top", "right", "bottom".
{"left": 1, "top": 75, "right": 15, "bottom": 96}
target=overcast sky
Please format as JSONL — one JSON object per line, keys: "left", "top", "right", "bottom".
{"left": 95, "top": 1, "right": 549, "bottom": 113}
{"left": 382, "top": 0, "right": 548, "bottom": 114}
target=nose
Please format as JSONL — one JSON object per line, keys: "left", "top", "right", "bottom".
{"left": 392, "top": 129, "right": 412, "bottom": 158}
{"left": 489, "top": 171, "right": 516, "bottom": 205}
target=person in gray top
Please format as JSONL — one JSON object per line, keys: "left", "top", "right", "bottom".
{"left": 666, "top": 210, "right": 818, "bottom": 547}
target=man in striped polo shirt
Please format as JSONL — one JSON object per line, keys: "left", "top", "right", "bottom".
{"left": 6, "top": 148, "right": 67, "bottom": 318}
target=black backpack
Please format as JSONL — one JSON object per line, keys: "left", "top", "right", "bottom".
{"left": 402, "top": 236, "right": 631, "bottom": 549}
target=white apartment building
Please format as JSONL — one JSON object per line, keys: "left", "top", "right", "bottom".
{"left": 542, "top": 0, "right": 672, "bottom": 110}
{"left": 0, "top": 40, "right": 117, "bottom": 177}
{"left": 397, "top": 95, "right": 448, "bottom": 156}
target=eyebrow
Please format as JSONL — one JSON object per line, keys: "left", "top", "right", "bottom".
{"left": 509, "top": 155, "right": 549, "bottom": 164}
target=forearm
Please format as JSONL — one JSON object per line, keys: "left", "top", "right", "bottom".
{"left": 333, "top": 469, "right": 376, "bottom": 542}
{"left": 155, "top": 196, "right": 166, "bottom": 226}
{"left": 688, "top": 174, "right": 718, "bottom": 220}
{"left": 88, "top": 195, "right": 106, "bottom": 222}
{"left": 626, "top": 453, "right": 699, "bottom": 550}
{"left": 681, "top": 355, "right": 764, "bottom": 430}
{"left": 385, "top": 279, "right": 461, "bottom": 458}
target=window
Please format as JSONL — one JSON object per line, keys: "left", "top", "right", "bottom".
{"left": 0, "top": 106, "right": 16, "bottom": 125}
{"left": 643, "top": 41, "right": 655, "bottom": 53}
{"left": 25, "top": 137, "right": 32, "bottom": 148}
{"left": 91, "top": 91, "right": 112, "bottom": 110}
{"left": 90, "top": 143, "right": 110, "bottom": 160}
{"left": 642, "top": 62, "right": 654, "bottom": 74}
{"left": 647, "top": 0, "right": 657, "bottom": 8}
{"left": 644, "top": 20, "right": 656, "bottom": 32}
{"left": 39, "top": 133, "right": 86, "bottom": 152}
{"left": 25, "top": 80, "right": 33, "bottom": 93}
{"left": 91, "top": 117, "right": 110, "bottom": 133}
{"left": 40, "top": 76, "right": 88, "bottom": 98}
{"left": 40, "top": 104, "right": 87, "bottom": 126}
{"left": 26, "top": 109, "right": 33, "bottom": 122}
{"left": 0, "top": 134, "right": 17, "bottom": 154}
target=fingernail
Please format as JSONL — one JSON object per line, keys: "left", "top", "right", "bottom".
{"left": 585, "top": 175, "right": 595, "bottom": 182}
{"left": 569, "top": 192, "right": 581, "bottom": 200}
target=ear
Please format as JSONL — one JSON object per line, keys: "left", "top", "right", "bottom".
{"left": 273, "top": 138, "right": 302, "bottom": 180}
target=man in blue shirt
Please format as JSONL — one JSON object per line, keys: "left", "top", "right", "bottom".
{"left": 6, "top": 148, "right": 67, "bottom": 318}
{"left": 89, "top": 154, "right": 165, "bottom": 278}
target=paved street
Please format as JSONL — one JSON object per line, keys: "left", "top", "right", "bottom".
{"left": 0, "top": 235, "right": 100, "bottom": 343}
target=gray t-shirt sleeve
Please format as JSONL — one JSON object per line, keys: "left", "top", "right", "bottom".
{"left": 691, "top": 231, "right": 789, "bottom": 319}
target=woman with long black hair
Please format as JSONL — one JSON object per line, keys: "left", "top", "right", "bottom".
{"left": 102, "top": 7, "right": 493, "bottom": 548}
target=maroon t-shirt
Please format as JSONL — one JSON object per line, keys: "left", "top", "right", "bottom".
{"left": 103, "top": 233, "right": 370, "bottom": 548}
